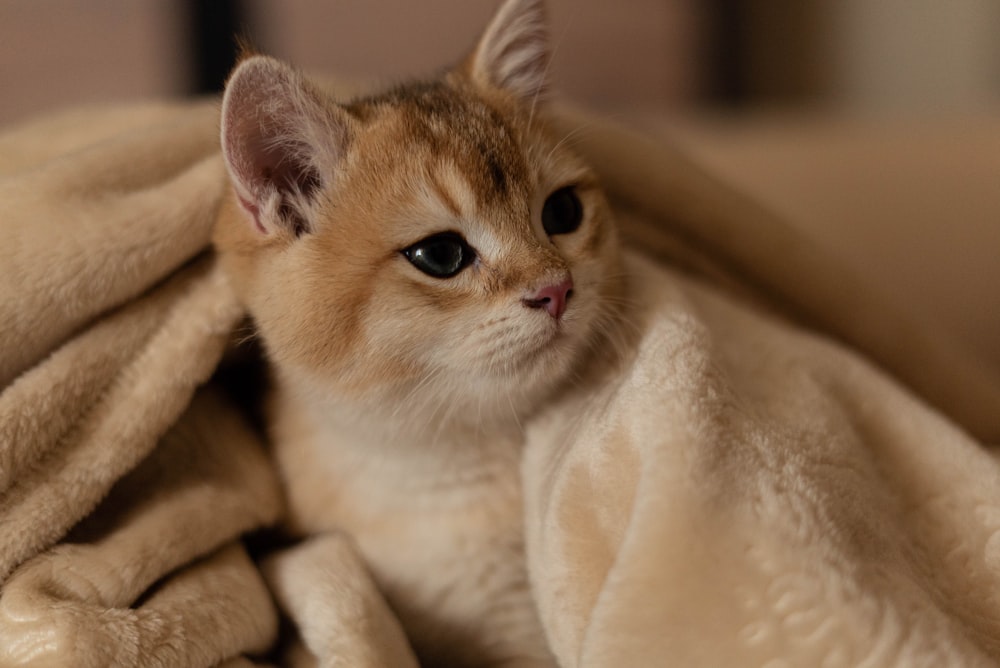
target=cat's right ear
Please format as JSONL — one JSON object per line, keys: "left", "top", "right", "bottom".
{"left": 221, "top": 55, "right": 350, "bottom": 237}
{"left": 467, "top": 0, "right": 550, "bottom": 103}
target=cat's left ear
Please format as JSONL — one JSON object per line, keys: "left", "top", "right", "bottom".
{"left": 467, "top": 0, "right": 550, "bottom": 103}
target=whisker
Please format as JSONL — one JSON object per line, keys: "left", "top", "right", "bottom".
{"left": 544, "top": 122, "right": 600, "bottom": 164}
{"left": 392, "top": 365, "right": 444, "bottom": 420}
{"left": 418, "top": 374, "right": 454, "bottom": 440}
{"left": 527, "top": 10, "right": 572, "bottom": 134}
{"left": 431, "top": 375, "right": 470, "bottom": 447}
{"left": 506, "top": 387, "right": 525, "bottom": 436}
{"left": 231, "top": 321, "right": 260, "bottom": 347}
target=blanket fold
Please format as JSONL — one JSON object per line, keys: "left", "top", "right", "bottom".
{"left": 523, "top": 253, "right": 1000, "bottom": 667}
{"left": 2, "top": 94, "right": 999, "bottom": 667}
{"left": 0, "top": 256, "right": 244, "bottom": 580}
{"left": 0, "top": 384, "right": 283, "bottom": 666}
{"left": 0, "top": 102, "right": 283, "bottom": 666}
{"left": 0, "top": 102, "right": 224, "bottom": 388}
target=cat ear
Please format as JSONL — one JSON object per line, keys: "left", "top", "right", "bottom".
{"left": 468, "top": 0, "right": 550, "bottom": 102}
{"left": 221, "top": 55, "right": 349, "bottom": 236}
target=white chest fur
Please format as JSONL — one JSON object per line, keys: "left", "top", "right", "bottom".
{"left": 268, "top": 381, "right": 552, "bottom": 665}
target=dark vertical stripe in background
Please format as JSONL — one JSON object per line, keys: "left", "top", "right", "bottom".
{"left": 186, "top": 0, "right": 252, "bottom": 94}
{"left": 705, "top": 0, "right": 748, "bottom": 108}
{"left": 703, "top": 0, "right": 829, "bottom": 109}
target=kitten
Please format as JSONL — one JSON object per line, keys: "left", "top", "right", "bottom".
{"left": 214, "top": 0, "right": 624, "bottom": 664}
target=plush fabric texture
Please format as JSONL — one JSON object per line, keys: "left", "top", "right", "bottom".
{"left": 525, "top": 253, "right": 1000, "bottom": 666}
{"left": 0, "top": 103, "right": 282, "bottom": 666}
{"left": 1, "top": 94, "right": 999, "bottom": 667}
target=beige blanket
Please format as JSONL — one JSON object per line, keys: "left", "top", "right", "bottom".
{"left": 1, "top": 96, "right": 998, "bottom": 667}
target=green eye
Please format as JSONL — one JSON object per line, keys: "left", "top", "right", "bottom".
{"left": 542, "top": 186, "right": 583, "bottom": 236}
{"left": 402, "top": 232, "right": 475, "bottom": 278}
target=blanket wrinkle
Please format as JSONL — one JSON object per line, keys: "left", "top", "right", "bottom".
{"left": 0, "top": 255, "right": 242, "bottom": 583}
{"left": 0, "top": 102, "right": 223, "bottom": 388}
{"left": 2, "top": 257, "right": 211, "bottom": 489}
{"left": 0, "top": 102, "right": 219, "bottom": 178}
{"left": 552, "top": 104, "right": 1000, "bottom": 444}
{"left": 0, "top": 387, "right": 282, "bottom": 667}
{"left": 2, "top": 94, "right": 1000, "bottom": 667}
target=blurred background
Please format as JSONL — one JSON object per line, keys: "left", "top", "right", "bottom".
{"left": 3, "top": 0, "right": 1000, "bottom": 123}
{"left": 3, "top": 0, "right": 1000, "bottom": 375}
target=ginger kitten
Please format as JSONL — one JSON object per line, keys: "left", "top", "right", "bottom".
{"left": 214, "top": 0, "right": 624, "bottom": 664}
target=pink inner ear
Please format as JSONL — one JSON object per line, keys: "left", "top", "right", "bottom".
{"left": 236, "top": 193, "right": 267, "bottom": 234}
{"left": 221, "top": 57, "right": 334, "bottom": 237}
{"left": 223, "top": 118, "right": 271, "bottom": 235}
{"left": 238, "top": 127, "right": 322, "bottom": 236}
{"left": 473, "top": 0, "right": 549, "bottom": 101}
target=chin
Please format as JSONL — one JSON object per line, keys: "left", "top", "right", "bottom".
{"left": 494, "top": 330, "right": 589, "bottom": 414}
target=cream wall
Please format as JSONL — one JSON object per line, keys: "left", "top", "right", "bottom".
{"left": 0, "top": 0, "right": 704, "bottom": 126}
{"left": 826, "top": 0, "right": 1000, "bottom": 114}
{"left": 4, "top": 1, "right": 1000, "bottom": 125}
{"left": 252, "top": 0, "right": 704, "bottom": 111}
{"left": 0, "top": 0, "right": 186, "bottom": 125}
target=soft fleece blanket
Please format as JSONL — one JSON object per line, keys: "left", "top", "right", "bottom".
{"left": 2, "top": 94, "right": 999, "bottom": 667}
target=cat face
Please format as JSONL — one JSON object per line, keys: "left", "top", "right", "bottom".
{"left": 215, "top": 0, "right": 622, "bottom": 423}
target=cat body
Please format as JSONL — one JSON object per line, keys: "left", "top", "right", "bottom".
{"left": 267, "top": 355, "right": 546, "bottom": 665}
{"left": 214, "top": 0, "right": 625, "bottom": 664}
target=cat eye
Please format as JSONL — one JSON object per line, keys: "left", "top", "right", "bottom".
{"left": 402, "top": 232, "right": 475, "bottom": 278}
{"left": 541, "top": 186, "right": 583, "bottom": 236}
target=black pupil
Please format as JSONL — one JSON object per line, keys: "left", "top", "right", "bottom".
{"left": 404, "top": 234, "right": 469, "bottom": 278}
{"left": 542, "top": 186, "right": 583, "bottom": 236}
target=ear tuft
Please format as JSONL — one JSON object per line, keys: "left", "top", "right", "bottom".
{"left": 469, "top": 0, "right": 550, "bottom": 102}
{"left": 221, "top": 55, "right": 347, "bottom": 236}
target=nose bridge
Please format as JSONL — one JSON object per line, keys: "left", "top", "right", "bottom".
{"left": 504, "top": 230, "right": 569, "bottom": 290}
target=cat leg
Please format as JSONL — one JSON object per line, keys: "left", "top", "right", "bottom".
{"left": 485, "top": 598, "right": 559, "bottom": 668}
{"left": 457, "top": 547, "right": 559, "bottom": 668}
{"left": 260, "top": 532, "right": 419, "bottom": 668}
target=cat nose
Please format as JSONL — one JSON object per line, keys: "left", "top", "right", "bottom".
{"left": 523, "top": 278, "right": 574, "bottom": 320}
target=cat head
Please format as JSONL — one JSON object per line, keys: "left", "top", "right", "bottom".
{"left": 215, "top": 0, "right": 623, "bottom": 426}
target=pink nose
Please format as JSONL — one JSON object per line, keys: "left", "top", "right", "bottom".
{"left": 523, "top": 278, "right": 574, "bottom": 320}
